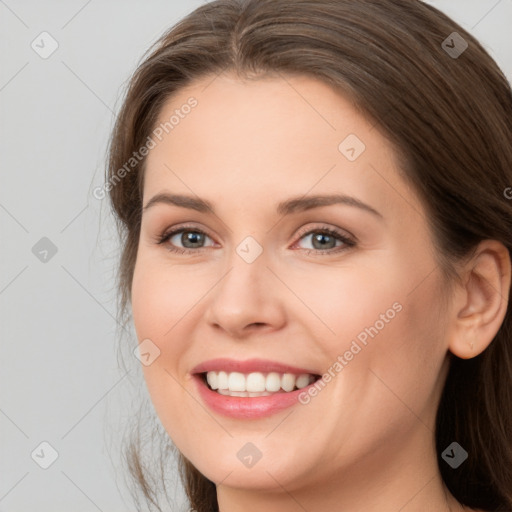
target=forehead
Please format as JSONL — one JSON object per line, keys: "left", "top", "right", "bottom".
{"left": 142, "top": 72, "right": 421, "bottom": 219}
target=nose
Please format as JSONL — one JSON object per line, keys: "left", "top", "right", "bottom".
{"left": 203, "top": 251, "right": 287, "bottom": 339}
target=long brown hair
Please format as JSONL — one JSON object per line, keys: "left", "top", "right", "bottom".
{"left": 106, "top": 1, "right": 512, "bottom": 510}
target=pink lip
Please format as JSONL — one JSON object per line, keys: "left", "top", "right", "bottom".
{"left": 193, "top": 375, "right": 319, "bottom": 419}
{"left": 190, "top": 358, "right": 320, "bottom": 419}
{"left": 191, "top": 358, "right": 318, "bottom": 375}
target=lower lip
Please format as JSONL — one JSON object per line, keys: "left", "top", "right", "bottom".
{"left": 193, "top": 374, "right": 314, "bottom": 419}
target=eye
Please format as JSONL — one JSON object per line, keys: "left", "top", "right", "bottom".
{"left": 156, "top": 224, "right": 356, "bottom": 256}
{"left": 157, "top": 225, "right": 215, "bottom": 254}
{"left": 293, "top": 226, "right": 356, "bottom": 255}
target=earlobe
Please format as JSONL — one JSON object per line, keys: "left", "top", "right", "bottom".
{"left": 447, "top": 240, "right": 511, "bottom": 360}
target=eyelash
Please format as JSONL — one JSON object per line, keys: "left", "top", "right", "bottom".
{"left": 156, "top": 223, "right": 356, "bottom": 256}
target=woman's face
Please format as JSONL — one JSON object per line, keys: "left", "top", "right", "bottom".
{"left": 131, "top": 73, "right": 453, "bottom": 493}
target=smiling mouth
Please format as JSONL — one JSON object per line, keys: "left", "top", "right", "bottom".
{"left": 201, "top": 371, "right": 321, "bottom": 397}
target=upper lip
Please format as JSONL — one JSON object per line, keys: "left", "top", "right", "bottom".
{"left": 191, "top": 358, "right": 319, "bottom": 376}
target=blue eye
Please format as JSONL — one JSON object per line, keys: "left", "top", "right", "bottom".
{"left": 158, "top": 227, "right": 215, "bottom": 254}
{"left": 294, "top": 228, "right": 355, "bottom": 254}
{"left": 157, "top": 225, "right": 355, "bottom": 256}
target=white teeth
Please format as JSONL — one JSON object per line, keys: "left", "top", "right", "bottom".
{"left": 204, "top": 370, "right": 315, "bottom": 394}
{"left": 296, "top": 374, "right": 311, "bottom": 389}
{"left": 266, "top": 372, "right": 281, "bottom": 392}
{"left": 218, "top": 371, "right": 228, "bottom": 389}
{"left": 228, "top": 372, "right": 246, "bottom": 392}
{"left": 246, "top": 372, "right": 266, "bottom": 392}
{"left": 281, "top": 373, "right": 295, "bottom": 392}
{"left": 206, "top": 372, "right": 218, "bottom": 390}
{"left": 217, "top": 389, "right": 273, "bottom": 397}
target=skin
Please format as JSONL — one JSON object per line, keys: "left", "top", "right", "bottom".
{"left": 130, "top": 72, "right": 510, "bottom": 512}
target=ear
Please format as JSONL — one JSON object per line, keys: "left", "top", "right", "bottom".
{"left": 447, "top": 240, "right": 511, "bottom": 359}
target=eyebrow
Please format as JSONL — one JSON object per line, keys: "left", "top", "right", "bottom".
{"left": 143, "top": 192, "right": 383, "bottom": 219}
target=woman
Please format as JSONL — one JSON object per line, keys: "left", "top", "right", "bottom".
{"left": 106, "top": 0, "right": 512, "bottom": 510}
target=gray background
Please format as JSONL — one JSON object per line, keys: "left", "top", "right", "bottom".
{"left": 1, "top": 1, "right": 511, "bottom": 510}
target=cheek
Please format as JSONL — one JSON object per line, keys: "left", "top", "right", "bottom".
{"left": 131, "top": 256, "right": 159, "bottom": 339}
{"left": 131, "top": 252, "right": 203, "bottom": 341}
{"left": 346, "top": 269, "right": 449, "bottom": 421}
{"left": 312, "top": 251, "right": 447, "bottom": 390}
{"left": 131, "top": 256, "right": 202, "bottom": 447}
{"left": 286, "top": 259, "right": 404, "bottom": 358}
{"left": 131, "top": 255, "right": 184, "bottom": 397}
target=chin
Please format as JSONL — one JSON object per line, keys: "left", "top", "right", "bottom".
{"left": 182, "top": 439, "right": 311, "bottom": 492}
